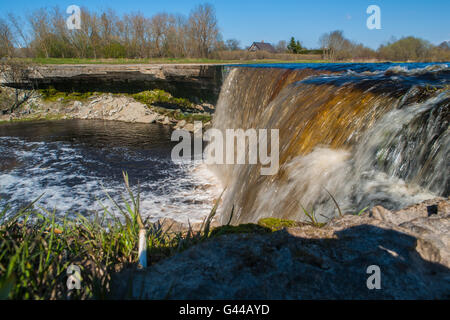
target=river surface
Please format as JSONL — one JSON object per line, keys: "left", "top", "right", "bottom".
{"left": 0, "top": 62, "right": 448, "bottom": 225}
{"left": 0, "top": 120, "right": 220, "bottom": 223}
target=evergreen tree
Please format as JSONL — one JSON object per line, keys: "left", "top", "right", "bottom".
{"left": 287, "top": 37, "right": 302, "bottom": 54}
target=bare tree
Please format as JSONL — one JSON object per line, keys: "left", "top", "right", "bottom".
{"left": 49, "top": 6, "right": 73, "bottom": 58}
{"left": 0, "top": 60, "right": 37, "bottom": 114}
{"left": 8, "top": 13, "right": 32, "bottom": 57}
{"left": 28, "top": 8, "right": 52, "bottom": 58}
{"left": 319, "top": 30, "right": 354, "bottom": 60}
{"left": 0, "top": 18, "right": 14, "bottom": 58}
{"left": 163, "top": 14, "right": 188, "bottom": 58}
{"left": 275, "top": 40, "right": 287, "bottom": 53}
{"left": 3, "top": 4, "right": 223, "bottom": 59}
{"left": 150, "top": 13, "right": 169, "bottom": 57}
{"left": 225, "top": 39, "right": 240, "bottom": 51}
{"left": 187, "top": 3, "right": 220, "bottom": 58}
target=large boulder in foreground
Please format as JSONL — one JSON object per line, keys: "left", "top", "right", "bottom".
{"left": 114, "top": 198, "right": 450, "bottom": 299}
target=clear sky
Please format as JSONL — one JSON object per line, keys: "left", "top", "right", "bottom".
{"left": 0, "top": 0, "right": 448, "bottom": 49}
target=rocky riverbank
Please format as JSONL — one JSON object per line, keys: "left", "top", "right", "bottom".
{"left": 113, "top": 197, "right": 450, "bottom": 299}
{"left": 0, "top": 88, "right": 213, "bottom": 132}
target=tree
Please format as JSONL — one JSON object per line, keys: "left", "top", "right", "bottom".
{"left": 187, "top": 3, "right": 220, "bottom": 58}
{"left": 165, "top": 14, "right": 189, "bottom": 58}
{"left": 275, "top": 40, "right": 287, "bottom": 53}
{"left": 0, "top": 60, "right": 37, "bottom": 114}
{"left": 150, "top": 13, "right": 169, "bottom": 57}
{"left": 225, "top": 38, "right": 240, "bottom": 51}
{"left": 378, "top": 36, "right": 432, "bottom": 61}
{"left": 28, "top": 8, "right": 52, "bottom": 58}
{"left": 7, "top": 13, "right": 32, "bottom": 57}
{"left": 0, "top": 18, "right": 14, "bottom": 58}
{"left": 287, "top": 37, "right": 302, "bottom": 54}
{"left": 319, "top": 30, "right": 346, "bottom": 60}
{"left": 318, "top": 30, "right": 375, "bottom": 61}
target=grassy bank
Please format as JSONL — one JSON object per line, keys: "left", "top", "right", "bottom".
{"left": 39, "top": 87, "right": 95, "bottom": 102}
{"left": 0, "top": 173, "right": 223, "bottom": 299}
{"left": 0, "top": 114, "right": 69, "bottom": 124}
{"left": 132, "top": 90, "right": 212, "bottom": 123}
{"left": 1, "top": 171, "right": 327, "bottom": 299}
{"left": 0, "top": 87, "right": 212, "bottom": 125}
{"left": 39, "top": 87, "right": 212, "bottom": 123}
{"left": 24, "top": 57, "right": 329, "bottom": 65}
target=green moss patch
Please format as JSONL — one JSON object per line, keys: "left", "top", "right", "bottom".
{"left": 132, "top": 90, "right": 194, "bottom": 111}
{"left": 136, "top": 92, "right": 212, "bottom": 123}
{"left": 40, "top": 87, "right": 95, "bottom": 102}
{"left": 209, "top": 224, "right": 272, "bottom": 238}
{"left": 258, "top": 217, "right": 305, "bottom": 231}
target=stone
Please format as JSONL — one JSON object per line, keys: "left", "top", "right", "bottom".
{"left": 162, "top": 116, "right": 170, "bottom": 125}
{"left": 73, "top": 101, "right": 83, "bottom": 108}
{"left": 183, "top": 123, "right": 195, "bottom": 132}
{"left": 174, "top": 120, "right": 187, "bottom": 129}
{"left": 111, "top": 198, "right": 450, "bottom": 300}
{"left": 9, "top": 64, "right": 225, "bottom": 104}
{"left": 369, "top": 197, "right": 449, "bottom": 225}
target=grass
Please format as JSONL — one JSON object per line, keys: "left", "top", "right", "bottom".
{"left": 24, "top": 57, "right": 329, "bottom": 65}
{"left": 132, "top": 90, "right": 212, "bottom": 123}
{"left": 166, "top": 110, "right": 211, "bottom": 123}
{"left": 258, "top": 217, "right": 305, "bottom": 231}
{"left": 209, "top": 224, "right": 272, "bottom": 237}
{"left": 1, "top": 87, "right": 213, "bottom": 125}
{"left": 39, "top": 87, "right": 95, "bottom": 102}
{"left": 0, "top": 172, "right": 223, "bottom": 300}
{"left": 300, "top": 205, "right": 326, "bottom": 228}
{"left": 132, "top": 90, "right": 193, "bottom": 110}
{"left": 0, "top": 170, "right": 358, "bottom": 299}
{"left": 0, "top": 113, "right": 69, "bottom": 124}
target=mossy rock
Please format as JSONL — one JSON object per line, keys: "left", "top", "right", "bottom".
{"left": 39, "top": 87, "right": 94, "bottom": 102}
{"left": 258, "top": 217, "right": 304, "bottom": 231}
{"left": 132, "top": 89, "right": 194, "bottom": 110}
{"left": 209, "top": 224, "right": 272, "bottom": 238}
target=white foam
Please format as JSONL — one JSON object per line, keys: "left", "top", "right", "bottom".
{"left": 0, "top": 137, "right": 221, "bottom": 224}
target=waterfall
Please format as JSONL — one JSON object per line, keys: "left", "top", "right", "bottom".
{"left": 210, "top": 65, "right": 449, "bottom": 224}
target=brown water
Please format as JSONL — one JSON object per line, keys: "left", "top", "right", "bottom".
{"left": 213, "top": 64, "right": 449, "bottom": 224}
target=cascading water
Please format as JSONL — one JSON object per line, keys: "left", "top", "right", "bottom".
{"left": 211, "top": 64, "right": 449, "bottom": 224}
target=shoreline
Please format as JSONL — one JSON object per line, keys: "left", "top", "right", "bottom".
{"left": 1, "top": 194, "right": 448, "bottom": 299}
{"left": 0, "top": 89, "right": 214, "bottom": 132}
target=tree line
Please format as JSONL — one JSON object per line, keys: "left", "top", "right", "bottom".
{"left": 318, "top": 30, "right": 450, "bottom": 62}
{"left": 0, "top": 4, "right": 449, "bottom": 62}
{"left": 0, "top": 3, "right": 224, "bottom": 59}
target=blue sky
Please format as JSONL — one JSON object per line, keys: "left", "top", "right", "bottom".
{"left": 1, "top": 0, "right": 448, "bottom": 49}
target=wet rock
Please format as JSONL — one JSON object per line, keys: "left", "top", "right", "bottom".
{"left": 156, "top": 218, "right": 220, "bottom": 234}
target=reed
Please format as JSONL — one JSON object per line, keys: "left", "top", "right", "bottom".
{"left": 0, "top": 172, "right": 221, "bottom": 300}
